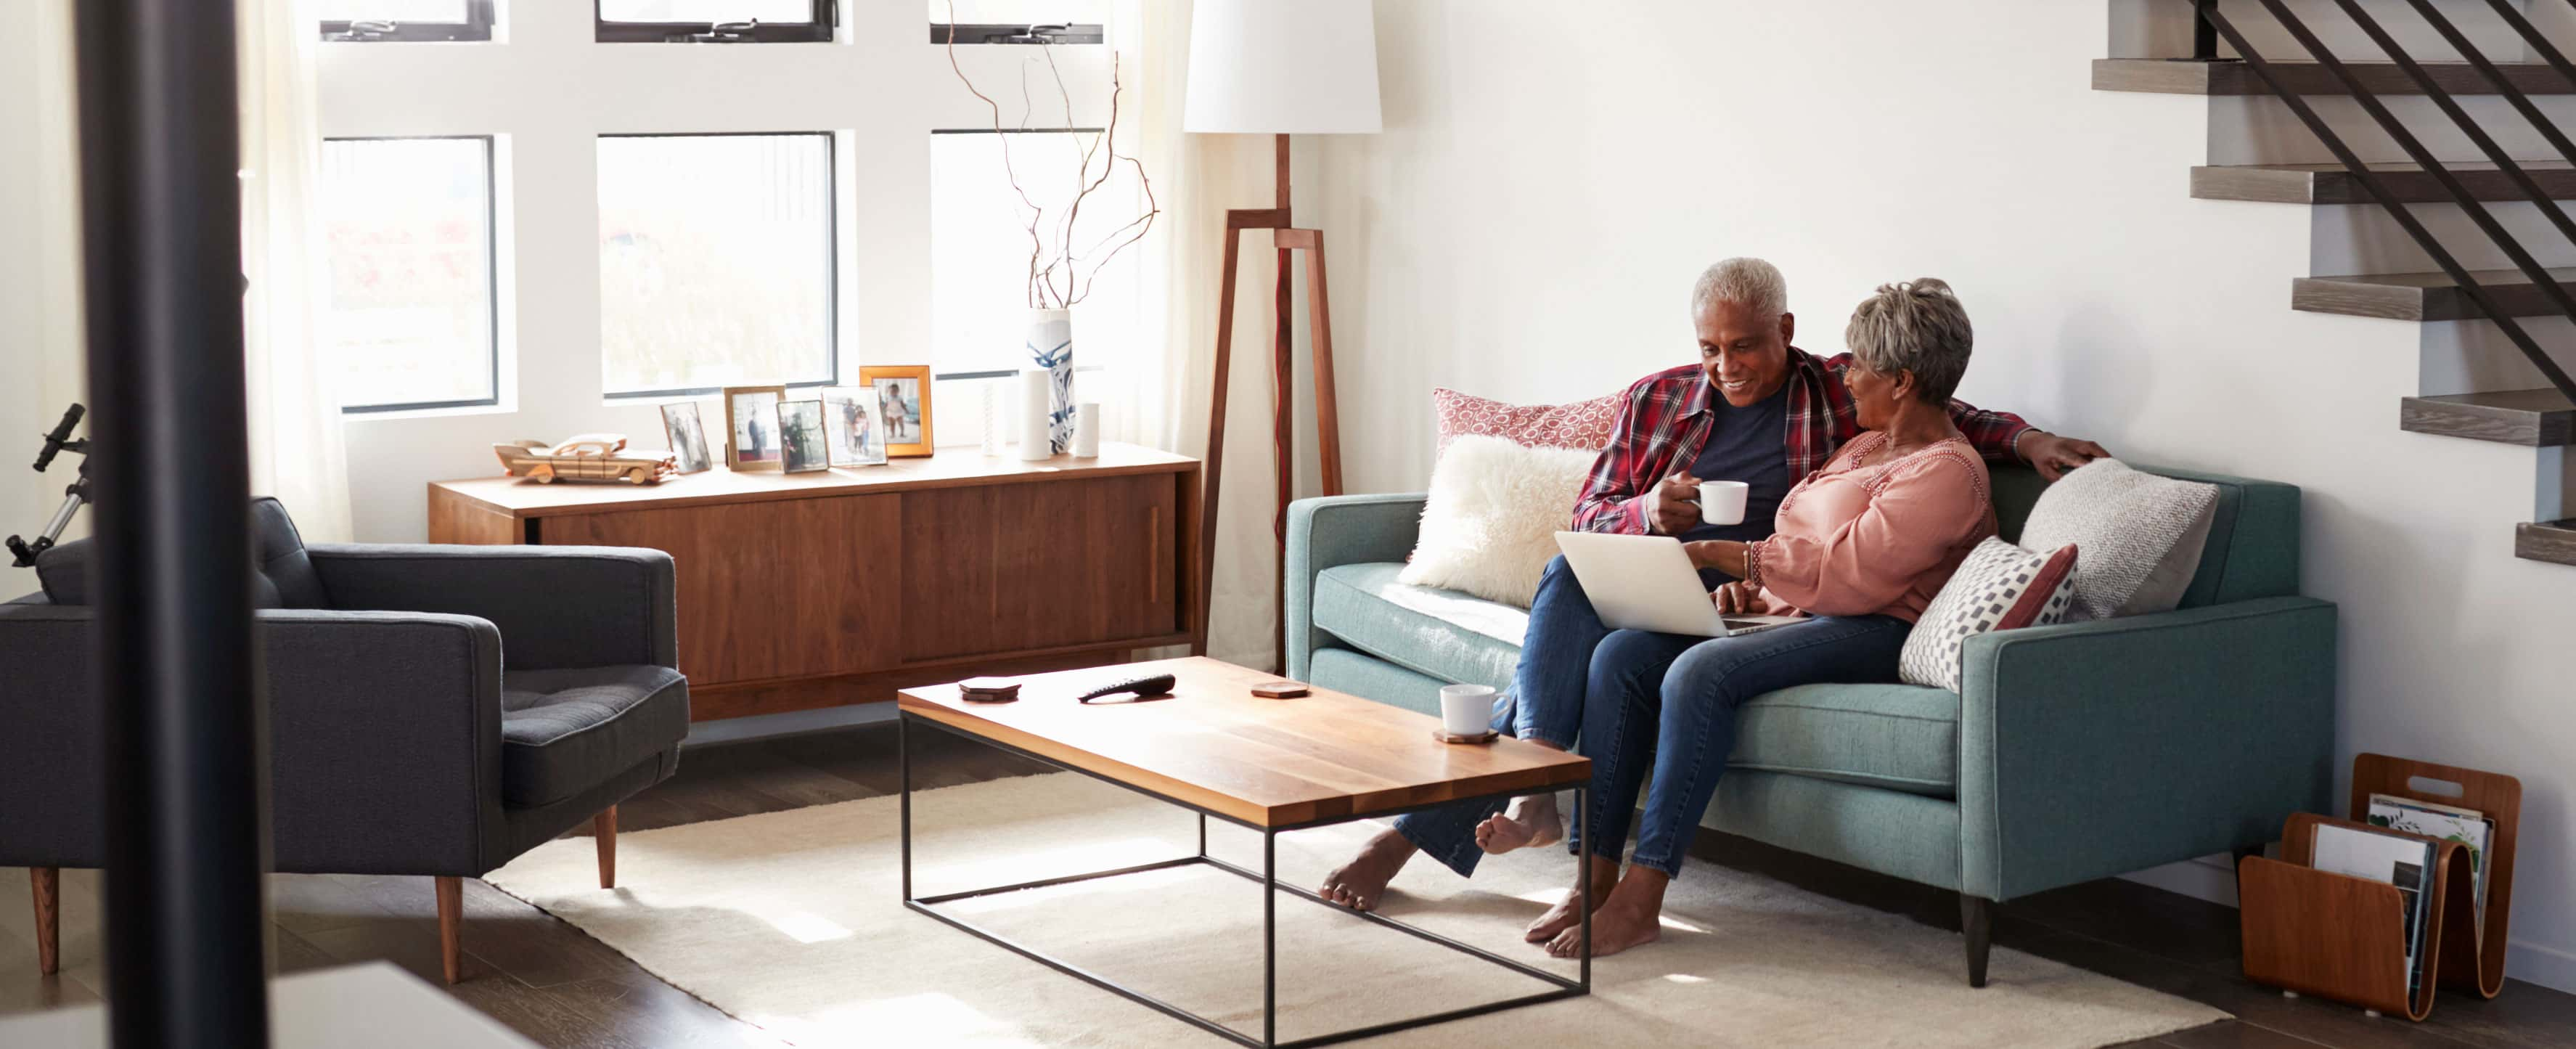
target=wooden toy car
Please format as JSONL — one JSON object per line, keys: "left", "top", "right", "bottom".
{"left": 491, "top": 434, "right": 678, "bottom": 485}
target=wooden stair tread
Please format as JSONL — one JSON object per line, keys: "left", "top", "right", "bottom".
{"left": 2294, "top": 268, "right": 2576, "bottom": 321}
{"left": 2400, "top": 389, "right": 2576, "bottom": 446}
{"left": 2196, "top": 162, "right": 2576, "bottom": 205}
{"left": 2515, "top": 520, "right": 2576, "bottom": 566}
{"left": 2095, "top": 58, "right": 2576, "bottom": 96}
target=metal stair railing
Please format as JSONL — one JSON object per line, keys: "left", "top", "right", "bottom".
{"left": 2192, "top": 0, "right": 2576, "bottom": 404}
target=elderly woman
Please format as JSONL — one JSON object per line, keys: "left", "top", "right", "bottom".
{"left": 1534, "top": 278, "right": 2000, "bottom": 959}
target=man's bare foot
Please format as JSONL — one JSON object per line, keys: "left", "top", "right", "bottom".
{"left": 1474, "top": 793, "right": 1563, "bottom": 856}
{"left": 1545, "top": 868, "right": 1671, "bottom": 958}
{"left": 1523, "top": 868, "right": 1619, "bottom": 943}
{"left": 1317, "top": 828, "right": 1415, "bottom": 912}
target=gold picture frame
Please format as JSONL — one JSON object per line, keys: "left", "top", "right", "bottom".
{"left": 859, "top": 365, "right": 934, "bottom": 458}
{"left": 721, "top": 385, "right": 787, "bottom": 471}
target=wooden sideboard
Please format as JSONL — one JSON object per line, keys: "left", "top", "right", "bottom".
{"left": 427, "top": 442, "right": 1202, "bottom": 721}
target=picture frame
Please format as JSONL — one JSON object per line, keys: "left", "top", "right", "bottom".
{"left": 660, "top": 400, "right": 714, "bottom": 474}
{"left": 722, "top": 385, "right": 787, "bottom": 471}
{"left": 859, "top": 364, "right": 934, "bottom": 458}
{"left": 821, "top": 386, "right": 888, "bottom": 468}
{"left": 777, "top": 398, "right": 831, "bottom": 474}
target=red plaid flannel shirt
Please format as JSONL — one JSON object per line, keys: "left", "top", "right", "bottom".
{"left": 1570, "top": 348, "right": 2033, "bottom": 534}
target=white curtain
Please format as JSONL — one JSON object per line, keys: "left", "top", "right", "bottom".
{"left": 237, "top": 0, "right": 353, "bottom": 542}
{"left": 1, "top": 0, "right": 88, "bottom": 542}
{"left": 1108, "top": 0, "right": 1291, "bottom": 670}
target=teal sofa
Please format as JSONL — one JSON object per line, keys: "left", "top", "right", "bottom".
{"left": 1285, "top": 465, "right": 2336, "bottom": 986}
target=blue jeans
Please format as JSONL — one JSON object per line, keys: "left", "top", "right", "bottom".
{"left": 1391, "top": 555, "right": 1730, "bottom": 878}
{"left": 1576, "top": 614, "right": 1911, "bottom": 876}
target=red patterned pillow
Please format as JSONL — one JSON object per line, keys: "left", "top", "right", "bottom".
{"left": 1432, "top": 388, "right": 1622, "bottom": 456}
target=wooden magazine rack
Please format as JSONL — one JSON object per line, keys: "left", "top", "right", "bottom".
{"left": 2237, "top": 754, "right": 2522, "bottom": 1021}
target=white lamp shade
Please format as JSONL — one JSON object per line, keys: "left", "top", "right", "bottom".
{"left": 1183, "top": 0, "right": 1382, "bottom": 135}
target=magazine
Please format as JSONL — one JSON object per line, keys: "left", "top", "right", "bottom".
{"left": 2313, "top": 823, "right": 2436, "bottom": 995}
{"left": 2368, "top": 792, "right": 2493, "bottom": 934}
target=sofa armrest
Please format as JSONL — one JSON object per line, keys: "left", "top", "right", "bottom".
{"left": 1955, "top": 596, "right": 2337, "bottom": 901}
{"left": 0, "top": 604, "right": 510, "bottom": 875}
{"left": 1283, "top": 494, "right": 1426, "bottom": 682}
{"left": 308, "top": 544, "right": 676, "bottom": 672}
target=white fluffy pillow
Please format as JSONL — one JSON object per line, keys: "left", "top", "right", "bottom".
{"left": 1399, "top": 435, "right": 1598, "bottom": 608}
{"left": 2017, "top": 460, "right": 2219, "bottom": 621}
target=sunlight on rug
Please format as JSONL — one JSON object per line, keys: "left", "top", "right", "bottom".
{"left": 486, "top": 772, "right": 2225, "bottom": 1048}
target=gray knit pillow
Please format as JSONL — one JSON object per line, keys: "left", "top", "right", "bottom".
{"left": 2016, "top": 460, "right": 2217, "bottom": 621}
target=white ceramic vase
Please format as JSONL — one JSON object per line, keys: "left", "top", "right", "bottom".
{"left": 1023, "top": 308, "right": 1074, "bottom": 454}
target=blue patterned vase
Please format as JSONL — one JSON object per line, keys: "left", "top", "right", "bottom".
{"left": 1024, "top": 309, "right": 1074, "bottom": 454}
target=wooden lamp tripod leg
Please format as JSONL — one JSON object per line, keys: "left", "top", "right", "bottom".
{"left": 1197, "top": 226, "right": 1244, "bottom": 656}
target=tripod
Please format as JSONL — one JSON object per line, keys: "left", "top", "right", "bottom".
{"left": 7, "top": 403, "right": 91, "bottom": 568}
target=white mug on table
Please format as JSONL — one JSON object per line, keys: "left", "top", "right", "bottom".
{"left": 1698, "top": 480, "right": 1750, "bottom": 526}
{"left": 1438, "top": 683, "right": 1494, "bottom": 737}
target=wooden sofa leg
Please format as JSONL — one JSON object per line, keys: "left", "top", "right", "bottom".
{"left": 435, "top": 875, "right": 462, "bottom": 984}
{"left": 594, "top": 806, "right": 618, "bottom": 889}
{"left": 1961, "top": 894, "right": 1993, "bottom": 988}
{"left": 31, "top": 867, "right": 57, "bottom": 976}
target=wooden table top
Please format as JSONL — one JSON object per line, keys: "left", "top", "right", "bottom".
{"left": 430, "top": 441, "right": 1197, "bottom": 516}
{"left": 897, "top": 657, "right": 1591, "bottom": 828}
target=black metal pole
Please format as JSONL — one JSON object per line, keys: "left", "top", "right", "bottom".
{"left": 2193, "top": 0, "right": 2220, "bottom": 60}
{"left": 72, "top": 0, "right": 271, "bottom": 1045}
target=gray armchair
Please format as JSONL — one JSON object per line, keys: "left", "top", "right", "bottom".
{"left": 1, "top": 497, "right": 689, "bottom": 983}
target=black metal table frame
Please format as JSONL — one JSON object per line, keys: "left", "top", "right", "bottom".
{"left": 899, "top": 711, "right": 1592, "bottom": 1048}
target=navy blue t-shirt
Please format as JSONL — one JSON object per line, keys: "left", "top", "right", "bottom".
{"left": 1678, "top": 380, "right": 1792, "bottom": 544}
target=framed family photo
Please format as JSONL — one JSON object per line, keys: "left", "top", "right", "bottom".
{"left": 660, "top": 401, "right": 715, "bottom": 474}
{"left": 723, "top": 385, "right": 786, "bottom": 471}
{"left": 859, "top": 364, "right": 933, "bottom": 458}
{"left": 778, "top": 399, "right": 832, "bottom": 474}
{"left": 821, "top": 386, "right": 888, "bottom": 468}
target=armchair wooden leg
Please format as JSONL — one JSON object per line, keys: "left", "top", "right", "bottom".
{"left": 594, "top": 807, "right": 618, "bottom": 889}
{"left": 31, "top": 867, "right": 57, "bottom": 976}
{"left": 434, "top": 875, "right": 462, "bottom": 985}
{"left": 1961, "top": 894, "right": 1993, "bottom": 988}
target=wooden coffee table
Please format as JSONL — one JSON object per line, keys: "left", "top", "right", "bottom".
{"left": 896, "top": 656, "right": 1594, "bottom": 1048}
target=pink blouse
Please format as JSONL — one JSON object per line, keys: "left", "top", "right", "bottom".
{"left": 1747, "top": 431, "right": 1996, "bottom": 623}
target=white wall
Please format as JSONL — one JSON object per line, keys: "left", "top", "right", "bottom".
{"left": 1308, "top": 0, "right": 2576, "bottom": 992}
{"left": 0, "top": 0, "right": 87, "bottom": 584}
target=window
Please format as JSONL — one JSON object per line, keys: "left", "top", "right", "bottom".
{"left": 597, "top": 0, "right": 835, "bottom": 43}
{"left": 928, "top": 0, "right": 1103, "bottom": 42}
{"left": 930, "top": 129, "right": 1145, "bottom": 377}
{"left": 320, "top": 0, "right": 493, "bottom": 41}
{"left": 598, "top": 133, "right": 835, "bottom": 397}
{"left": 322, "top": 137, "right": 499, "bottom": 413}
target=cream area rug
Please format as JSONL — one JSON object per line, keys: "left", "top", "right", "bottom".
{"left": 486, "top": 773, "right": 2223, "bottom": 1048}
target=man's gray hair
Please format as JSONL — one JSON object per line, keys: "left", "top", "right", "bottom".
{"left": 1690, "top": 257, "right": 1787, "bottom": 319}
{"left": 1845, "top": 278, "right": 1973, "bottom": 405}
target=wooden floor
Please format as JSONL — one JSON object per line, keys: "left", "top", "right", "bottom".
{"left": 7, "top": 721, "right": 2572, "bottom": 1048}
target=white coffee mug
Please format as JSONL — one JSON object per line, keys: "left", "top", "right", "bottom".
{"left": 1698, "top": 480, "right": 1751, "bottom": 526}
{"left": 1438, "top": 683, "right": 1495, "bottom": 737}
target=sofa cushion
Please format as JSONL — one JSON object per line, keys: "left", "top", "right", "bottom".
{"left": 1399, "top": 436, "right": 1597, "bottom": 608}
{"left": 1728, "top": 683, "right": 1960, "bottom": 798}
{"left": 2019, "top": 460, "right": 2217, "bottom": 621}
{"left": 34, "top": 496, "right": 332, "bottom": 610}
{"left": 1312, "top": 563, "right": 1523, "bottom": 692}
{"left": 500, "top": 664, "right": 690, "bottom": 808}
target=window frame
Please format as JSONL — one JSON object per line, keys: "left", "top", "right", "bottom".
{"left": 319, "top": 0, "right": 496, "bottom": 43}
{"left": 594, "top": 0, "right": 838, "bottom": 44}
{"left": 595, "top": 129, "right": 841, "bottom": 401}
{"left": 324, "top": 134, "right": 505, "bottom": 416}
{"left": 929, "top": 23, "right": 1105, "bottom": 45}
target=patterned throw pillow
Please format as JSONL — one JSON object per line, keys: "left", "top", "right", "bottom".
{"left": 1432, "top": 387, "right": 1622, "bottom": 455}
{"left": 1897, "top": 536, "right": 2080, "bottom": 693}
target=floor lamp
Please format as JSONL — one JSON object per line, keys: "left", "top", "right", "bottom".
{"left": 1184, "top": 0, "right": 1382, "bottom": 655}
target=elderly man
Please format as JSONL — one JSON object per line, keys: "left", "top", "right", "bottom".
{"left": 1317, "top": 258, "right": 2108, "bottom": 924}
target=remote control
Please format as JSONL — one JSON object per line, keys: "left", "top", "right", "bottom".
{"left": 1074, "top": 673, "right": 1178, "bottom": 703}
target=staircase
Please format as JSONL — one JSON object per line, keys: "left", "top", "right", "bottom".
{"left": 2094, "top": 1, "right": 2576, "bottom": 566}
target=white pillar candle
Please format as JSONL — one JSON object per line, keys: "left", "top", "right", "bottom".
{"left": 1017, "top": 368, "right": 1052, "bottom": 462}
{"left": 1072, "top": 402, "right": 1100, "bottom": 458}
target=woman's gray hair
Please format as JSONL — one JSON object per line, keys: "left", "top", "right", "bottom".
{"left": 1845, "top": 277, "right": 1973, "bottom": 405}
{"left": 1690, "top": 257, "right": 1787, "bottom": 319}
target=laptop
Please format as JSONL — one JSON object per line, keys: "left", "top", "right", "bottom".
{"left": 1554, "top": 531, "right": 1804, "bottom": 637}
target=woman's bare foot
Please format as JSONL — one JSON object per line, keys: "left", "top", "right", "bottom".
{"left": 1317, "top": 828, "right": 1415, "bottom": 912}
{"left": 1545, "top": 867, "right": 1671, "bottom": 959}
{"left": 1523, "top": 862, "right": 1620, "bottom": 942}
{"left": 1474, "top": 792, "right": 1563, "bottom": 856}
